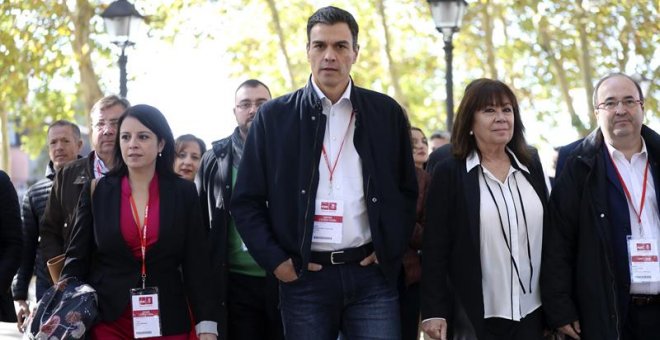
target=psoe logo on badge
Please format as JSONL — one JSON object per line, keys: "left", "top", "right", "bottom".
{"left": 637, "top": 243, "right": 652, "bottom": 251}
{"left": 139, "top": 296, "right": 153, "bottom": 305}
{"left": 321, "top": 202, "right": 337, "bottom": 211}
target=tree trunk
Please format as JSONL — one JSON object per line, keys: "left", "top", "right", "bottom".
{"left": 375, "top": 0, "right": 408, "bottom": 110}
{"left": 71, "top": 0, "right": 103, "bottom": 135}
{"left": 575, "top": 0, "right": 596, "bottom": 129}
{"left": 264, "top": 0, "right": 296, "bottom": 91}
{"left": 482, "top": 0, "right": 498, "bottom": 79}
{"left": 538, "top": 19, "right": 589, "bottom": 136}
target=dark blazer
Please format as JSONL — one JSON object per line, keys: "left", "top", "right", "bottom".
{"left": 61, "top": 174, "right": 217, "bottom": 335}
{"left": 421, "top": 147, "right": 548, "bottom": 339}
{"left": 0, "top": 170, "right": 22, "bottom": 322}
{"left": 555, "top": 138, "right": 583, "bottom": 181}
{"left": 231, "top": 78, "right": 418, "bottom": 285}
{"left": 40, "top": 153, "right": 94, "bottom": 263}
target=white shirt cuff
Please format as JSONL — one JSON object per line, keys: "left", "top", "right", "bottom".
{"left": 196, "top": 321, "right": 218, "bottom": 336}
{"left": 422, "top": 317, "right": 447, "bottom": 324}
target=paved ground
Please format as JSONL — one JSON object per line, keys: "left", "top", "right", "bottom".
{"left": 0, "top": 322, "right": 22, "bottom": 339}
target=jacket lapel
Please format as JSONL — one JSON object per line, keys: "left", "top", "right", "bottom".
{"left": 463, "top": 166, "right": 481, "bottom": 250}
{"left": 152, "top": 176, "right": 173, "bottom": 256}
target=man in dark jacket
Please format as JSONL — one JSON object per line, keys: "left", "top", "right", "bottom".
{"left": 12, "top": 120, "right": 82, "bottom": 331}
{"left": 231, "top": 6, "right": 417, "bottom": 340}
{"left": 39, "top": 95, "right": 128, "bottom": 272}
{"left": 542, "top": 73, "right": 660, "bottom": 340}
{"left": 197, "top": 79, "right": 283, "bottom": 340}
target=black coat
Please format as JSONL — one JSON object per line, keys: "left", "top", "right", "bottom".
{"left": 421, "top": 148, "right": 548, "bottom": 339}
{"left": 0, "top": 170, "right": 22, "bottom": 322}
{"left": 230, "top": 79, "right": 418, "bottom": 285}
{"left": 542, "top": 126, "right": 660, "bottom": 340}
{"left": 61, "top": 174, "right": 217, "bottom": 335}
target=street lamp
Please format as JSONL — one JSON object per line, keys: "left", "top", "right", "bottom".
{"left": 428, "top": 0, "right": 467, "bottom": 132}
{"left": 100, "top": 0, "right": 144, "bottom": 99}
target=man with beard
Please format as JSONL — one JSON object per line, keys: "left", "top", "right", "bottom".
{"left": 197, "top": 79, "right": 283, "bottom": 340}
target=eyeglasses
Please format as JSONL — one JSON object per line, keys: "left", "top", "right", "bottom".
{"left": 93, "top": 120, "right": 119, "bottom": 131}
{"left": 236, "top": 101, "right": 267, "bottom": 111}
{"left": 596, "top": 99, "right": 643, "bottom": 111}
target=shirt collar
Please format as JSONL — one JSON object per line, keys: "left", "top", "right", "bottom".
{"left": 311, "top": 78, "right": 352, "bottom": 106}
{"left": 465, "top": 147, "right": 530, "bottom": 174}
{"left": 605, "top": 137, "right": 647, "bottom": 162}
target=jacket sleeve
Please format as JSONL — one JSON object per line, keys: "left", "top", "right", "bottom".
{"left": 11, "top": 189, "right": 39, "bottom": 300}
{"left": 196, "top": 151, "right": 213, "bottom": 230}
{"left": 541, "top": 158, "right": 581, "bottom": 328}
{"left": 181, "top": 181, "right": 218, "bottom": 333}
{"left": 397, "top": 107, "right": 420, "bottom": 244}
{"left": 0, "top": 171, "right": 22, "bottom": 294}
{"left": 230, "top": 110, "right": 289, "bottom": 273}
{"left": 40, "top": 169, "right": 66, "bottom": 263}
{"left": 420, "top": 162, "right": 455, "bottom": 320}
{"left": 60, "top": 181, "right": 93, "bottom": 282}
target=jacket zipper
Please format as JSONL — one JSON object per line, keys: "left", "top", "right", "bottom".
{"left": 301, "top": 101, "right": 324, "bottom": 273}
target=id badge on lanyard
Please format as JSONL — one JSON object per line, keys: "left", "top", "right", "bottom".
{"left": 627, "top": 236, "right": 660, "bottom": 283}
{"left": 131, "top": 287, "right": 162, "bottom": 338}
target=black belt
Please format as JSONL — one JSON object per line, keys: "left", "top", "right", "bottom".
{"left": 631, "top": 294, "right": 660, "bottom": 306}
{"left": 310, "top": 243, "right": 374, "bottom": 265}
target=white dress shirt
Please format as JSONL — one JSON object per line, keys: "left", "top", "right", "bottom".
{"left": 606, "top": 138, "right": 660, "bottom": 294}
{"left": 311, "top": 80, "right": 371, "bottom": 252}
{"left": 467, "top": 149, "right": 543, "bottom": 321}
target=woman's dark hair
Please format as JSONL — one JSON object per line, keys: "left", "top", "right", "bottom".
{"left": 451, "top": 78, "right": 530, "bottom": 166}
{"left": 108, "top": 104, "right": 177, "bottom": 178}
{"left": 175, "top": 134, "right": 207, "bottom": 156}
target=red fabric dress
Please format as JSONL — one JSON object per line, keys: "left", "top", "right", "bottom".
{"left": 91, "top": 174, "right": 188, "bottom": 340}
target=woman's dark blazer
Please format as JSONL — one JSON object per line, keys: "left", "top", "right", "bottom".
{"left": 0, "top": 170, "right": 22, "bottom": 322}
{"left": 62, "top": 174, "right": 217, "bottom": 335}
{"left": 421, "top": 147, "right": 548, "bottom": 339}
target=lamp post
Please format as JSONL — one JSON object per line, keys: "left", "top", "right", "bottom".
{"left": 428, "top": 0, "right": 467, "bottom": 132}
{"left": 100, "top": 0, "right": 144, "bottom": 99}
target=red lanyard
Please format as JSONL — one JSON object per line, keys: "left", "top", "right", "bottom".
{"left": 321, "top": 111, "right": 355, "bottom": 183}
{"left": 130, "top": 195, "right": 149, "bottom": 289}
{"left": 610, "top": 154, "right": 650, "bottom": 227}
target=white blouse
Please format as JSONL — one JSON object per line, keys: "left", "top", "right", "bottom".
{"left": 466, "top": 149, "right": 543, "bottom": 321}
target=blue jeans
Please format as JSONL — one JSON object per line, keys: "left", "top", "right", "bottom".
{"left": 279, "top": 263, "right": 401, "bottom": 340}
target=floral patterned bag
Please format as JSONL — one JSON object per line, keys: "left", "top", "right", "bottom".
{"left": 23, "top": 277, "right": 98, "bottom": 340}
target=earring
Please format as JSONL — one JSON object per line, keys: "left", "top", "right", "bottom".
{"left": 469, "top": 131, "right": 474, "bottom": 135}
{"left": 158, "top": 152, "right": 162, "bottom": 157}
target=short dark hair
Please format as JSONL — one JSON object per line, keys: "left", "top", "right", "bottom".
{"left": 235, "top": 79, "right": 271, "bottom": 98}
{"left": 592, "top": 72, "right": 644, "bottom": 108}
{"left": 108, "top": 104, "right": 177, "bottom": 178}
{"left": 175, "top": 134, "right": 207, "bottom": 156}
{"left": 47, "top": 120, "right": 81, "bottom": 141}
{"left": 451, "top": 78, "right": 531, "bottom": 166}
{"left": 90, "top": 95, "right": 130, "bottom": 116}
{"left": 307, "top": 6, "right": 359, "bottom": 51}
{"left": 430, "top": 131, "right": 450, "bottom": 140}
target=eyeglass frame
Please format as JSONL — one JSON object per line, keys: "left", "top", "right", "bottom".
{"left": 235, "top": 100, "right": 267, "bottom": 111}
{"left": 595, "top": 99, "right": 644, "bottom": 111}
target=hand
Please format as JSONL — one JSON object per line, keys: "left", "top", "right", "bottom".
{"left": 422, "top": 319, "right": 447, "bottom": 340}
{"left": 360, "top": 251, "right": 379, "bottom": 266}
{"left": 274, "top": 258, "right": 299, "bottom": 283}
{"left": 198, "top": 333, "right": 217, "bottom": 340}
{"left": 558, "top": 320, "right": 581, "bottom": 339}
{"left": 16, "top": 300, "right": 30, "bottom": 333}
{"left": 307, "top": 262, "right": 323, "bottom": 272}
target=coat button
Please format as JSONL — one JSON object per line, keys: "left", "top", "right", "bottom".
{"left": 600, "top": 213, "right": 605, "bottom": 218}
{"left": 64, "top": 223, "right": 68, "bottom": 228}
{"left": 226, "top": 185, "right": 230, "bottom": 189}
{"left": 311, "top": 116, "right": 316, "bottom": 120}
{"left": 371, "top": 197, "right": 377, "bottom": 203}
{"left": 301, "top": 190, "right": 306, "bottom": 195}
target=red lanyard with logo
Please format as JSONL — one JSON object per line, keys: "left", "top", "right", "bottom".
{"left": 321, "top": 111, "right": 355, "bottom": 184}
{"left": 610, "top": 155, "right": 650, "bottom": 231}
{"left": 130, "top": 195, "right": 149, "bottom": 289}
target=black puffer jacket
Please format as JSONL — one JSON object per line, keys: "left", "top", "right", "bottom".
{"left": 12, "top": 162, "right": 56, "bottom": 300}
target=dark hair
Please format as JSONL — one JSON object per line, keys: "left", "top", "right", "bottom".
{"left": 175, "top": 134, "right": 207, "bottom": 156}
{"left": 307, "top": 6, "right": 359, "bottom": 51}
{"left": 410, "top": 126, "right": 428, "bottom": 145}
{"left": 90, "top": 95, "right": 130, "bottom": 115}
{"left": 108, "top": 104, "right": 177, "bottom": 178}
{"left": 48, "top": 120, "right": 81, "bottom": 140}
{"left": 592, "top": 72, "right": 644, "bottom": 108}
{"left": 451, "top": 78, "right": 531, "bottom": 166}
{"left": 235, "top": 79, "right": 271, "bottom": 98}
{"left": 430, "top": 130, "right": 450, "bottom": 140}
